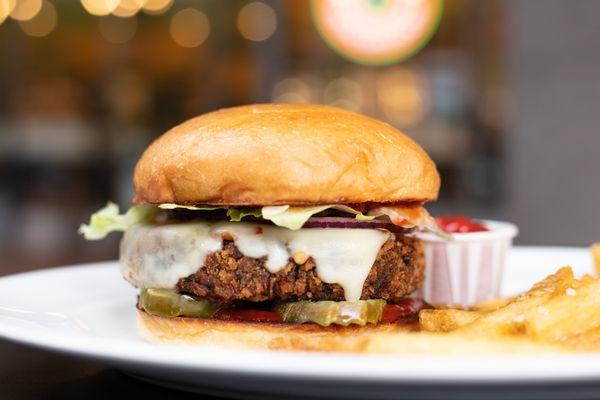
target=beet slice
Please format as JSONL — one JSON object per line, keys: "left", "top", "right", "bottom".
{"left": 302, "top": 216, "right": 413, "bottom": 234}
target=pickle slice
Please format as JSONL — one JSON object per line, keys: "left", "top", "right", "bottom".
{"left": 139, "top": 288, "right": 220, "bottom": 318}
{"left": 274, "top": 299, "right": 385, "bottom": 327}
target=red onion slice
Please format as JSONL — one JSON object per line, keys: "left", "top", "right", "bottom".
{"left": 302, "top": 216, "right": 413, "bottom": 234}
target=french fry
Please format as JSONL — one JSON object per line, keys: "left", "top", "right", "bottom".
{"left": 561, "top": 325, "right": 600, "bottom": 351}
{"left": 519, "top": 266, "right": 574, "bottom": 299}
{"left": 573, "top": 274, "right": 595, "bottom": 288}
{"left": 591, "top": 243, "right": 600, "bottom": 276}
{"left": 419, "top": 309, "right": 480, "bottom": 333}
{"left": 364, "top": 331, "right": 565, "bottom": 355}
{"left": 459, "top": 267, "right": 575, "bottom": 336}
{"left": 471, "top": 297, "right": 514, "bottom": 312}
{"left": 415, "top": 266, "right": 600, "bottom": 352}
{"left": 522, "top": 278, "right": 600, "bottom": 342}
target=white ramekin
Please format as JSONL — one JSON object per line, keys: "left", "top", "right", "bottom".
{"left": 415, "top": 220, "right": 518, "bottom": 307}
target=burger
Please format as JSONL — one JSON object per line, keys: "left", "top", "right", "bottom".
{"left": 80, "top": 104, "right": 445, "bottom": 351}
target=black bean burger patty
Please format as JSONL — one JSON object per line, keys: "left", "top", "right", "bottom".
{"left": 176, "top": 235, "right": 425, "bottom": 303}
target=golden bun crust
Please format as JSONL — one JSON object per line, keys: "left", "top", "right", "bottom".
{"left": 137, "top": 310, "right": 417, "bottom": 352}
{"left": 137, "top": 311, "right": 563, "bottom": 354}
{"left": 134, "top": 104, "right": 440, "bottom": 206}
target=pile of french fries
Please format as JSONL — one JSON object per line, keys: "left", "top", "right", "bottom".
{"left": 418, "top": 243, "right": 600, "bottom": 351}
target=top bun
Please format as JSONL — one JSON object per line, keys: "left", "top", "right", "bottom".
{"left": 133, "top": 104, "right": 440, "bottom": 206}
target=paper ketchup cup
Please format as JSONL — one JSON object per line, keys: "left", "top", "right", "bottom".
{"left": 415, "top": 220, "right": 518, "bottom": 307}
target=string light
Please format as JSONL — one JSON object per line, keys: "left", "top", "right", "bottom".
{"left": 10, "top": 0, "right": 42, "bottom": 21}
{"left": 19, "top": 0, "right": 57, "bottom": 36}
{"left": 237, "top": 1, "right": 277, "bottom": 42}
{"left": 170, "top": 8, "right": 210, "bottom": 48}
{"left": 80, "top": 0, "right": 119, "bottom": 16}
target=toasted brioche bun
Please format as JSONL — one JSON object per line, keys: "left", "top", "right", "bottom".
{"left": 137, "top": 310, "right": 563, "bottom": 354}
{"left": 133, "top": 104, "right": 440, "bottom": 206}
{"left": 137, "top": 309, "right": 419, "bottom": 352}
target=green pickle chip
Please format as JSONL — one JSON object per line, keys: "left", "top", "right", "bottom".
{"left": 274, "top": 299, "right": 385, "bottom": 327}
{"left": 140, "top": 288, "right": 220, "bottom": 318}
{"left": 140, "top": 288, "right": 385, "bottom": 325}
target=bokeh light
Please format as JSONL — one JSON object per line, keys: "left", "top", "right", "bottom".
{"left": 80, "top": 0, "right": 119, "bottom": 16}
{"left": 376, "top": 69, "right": 427, "bottom": 126}
{"left": 98, "top": 14, "right": 137, "bottom": 44}
{"left": 169, "top": 8, "right": 210, "bottom": 48}
{"left": 10, "top": 0, "right": 42, "bottom": 21}
{"left": 0, "top": 0, "right": 16, "bottom": 24}
{"left": 142, "top": 0, "right": 173, "bottom": 15}
{"left": 112, "top": 0, "right": 144, "bottom": 18}
{"left": 18, "top": 0, "right": 57, "bottom": 37}
{"left": 237, "top": 1, "right": 277, "bottom": 42}
{"left": 323, "top": 77, "right": 363, "bottom": 111}
{"left": 272, "top": 78, "right": 311, "bottom": 103}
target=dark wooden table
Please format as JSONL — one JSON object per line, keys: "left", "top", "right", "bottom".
{"left": 0, "top": 339, "right": 216, "bottom": 399}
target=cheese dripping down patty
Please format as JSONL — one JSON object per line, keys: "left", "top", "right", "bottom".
{"left": 119, "top": 221, "right": 391, "bottom": 302}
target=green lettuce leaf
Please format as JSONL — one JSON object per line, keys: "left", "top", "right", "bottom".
{"left": 78, "top": 202, "right": 159, "bottom": 240}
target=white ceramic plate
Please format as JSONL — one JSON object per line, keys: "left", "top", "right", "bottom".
{"left": 0, "top": 246, "right": 598, "bottom": 400}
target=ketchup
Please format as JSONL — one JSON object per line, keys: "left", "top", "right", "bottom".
{"left": 435, "top": 215, "right": 488, "bottom": 233}
{"left": 213, "top": 308, "right": 283, "bottom": 323}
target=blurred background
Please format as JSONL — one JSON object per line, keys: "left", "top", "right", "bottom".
{"left": 0, "top": 0, "right": 598, "bottom": 275}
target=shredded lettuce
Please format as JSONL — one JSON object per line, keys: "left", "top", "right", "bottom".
{"left": 158, "top": 203, "right": 261, "bottom": 222}
{"left": 261, "top": 205, "right": 330, "bottom": 230}
{"left": 158, "top": 203, "right": 223, "bottom": 211}
{"left": 261, "top": 205, "right": 374, "bottom": 230}
{"left": 227, "top": 208, "right": 262, "bottom": 222}
{"left": 80, "top": 202, "right": 381, "bottom": 240}
{"left": 78, "top": 202, "right": 159, "bottom": 240}
{"left": 331, "top": 205, "right": 376, "bottom": 221}
{"left": 155, "top": 203, "right": 373, "bottom": 230}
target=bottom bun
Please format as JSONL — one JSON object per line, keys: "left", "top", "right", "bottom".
{"left": 137, "top": 310, "right": 565, "bottom": 354}
{"left": 137, "top": 309, "right": 416, "bottom": 352}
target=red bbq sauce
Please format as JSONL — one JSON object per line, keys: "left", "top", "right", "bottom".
{"left": 381, "top": 298, "right": 429, "bottom": 324}
{"left": 213, "top": 308, "right": 284, "bottom": 323}
{"left": 211, "top": 298, "right": 428, "bottom": 325}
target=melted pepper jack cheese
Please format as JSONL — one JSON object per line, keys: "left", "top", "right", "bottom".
{"left": 120, "top": 222, "right": 390, "bottom": 301}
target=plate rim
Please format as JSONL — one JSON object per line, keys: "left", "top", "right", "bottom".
{"left": 1, "top": 246, "right": 599, "bottom": 384}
